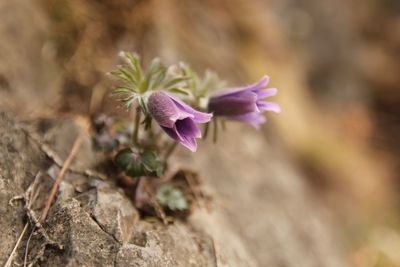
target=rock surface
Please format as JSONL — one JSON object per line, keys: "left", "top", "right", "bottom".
{"left": 0, "top": 110, "right": 258, "bottom": 267}
{"left": 0, "top": 110, "right": 49, "bottom": 265}
{"left": 176, "top": 124, "right": 349, "bottom": 267}
{"left": 0, "top": 109, "right": 348, "bottom": 267}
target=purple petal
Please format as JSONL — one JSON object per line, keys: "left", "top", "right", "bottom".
{"left": 256, "top": 88, "right": 278, "bottom": 99}
{"left": 191, "top": 111, "right": 213, "bottom": 123}
{"left": 256, "top": 101, "right": 281, "bottom": 113}
{"left": 179, "top": 136, "right": 197, "bottom": 152}
{"left": 148, "top": 92, "right": 187, "bottom": 128}
{"left": 208, "top": 91, "right": 258, "bottom": 116}
{"left": 168, "top": 94, "right": 212, "bottom": 123}
{"left": 162, "top": 126, "right": 181, "bottom": 142}
{"left": 175, "top": 118, "right": 201, "bottom": 138}
{"left": 149, "top": 91, "right": 211, "bottom": 152}
{"left": 211, "top": 75, "right": 270, "bottom": 98}
{"left": 245, "top": 75, "right": 269, "bottom": 92}
{"left": 161, "top": 124, "right": 198, "bottom": 152}
{"left": 230, "top": 112, "right": 267, "bottom": 129}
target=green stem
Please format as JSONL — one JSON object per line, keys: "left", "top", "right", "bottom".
{"left": 213, "top": 119, "right": 218, "bottom": 143}
{"left": 221, "top": 118, "right": 226, "bottom": 131}
{"left": 203, "top": 122, "right": 210, "bottom": 139}
{"left": 133, "top": 107, "right": 141, "bottom": 144}
{"left": 165, "top": 141, "right": 178, "bottom": 160}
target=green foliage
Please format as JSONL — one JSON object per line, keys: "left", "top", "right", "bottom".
{"left": 181, "top": 66, "right": 224, "bottom": 99}
{"left": 115, "top": 148, "right": 166, "bottom": 177}
{"left": 94, "top": 136, "right": 118, "bottom": 152}
{"left": 168, "top": 87, "right": 191, "bottom": 96}
{"left": 114, "top": 148, "right": 143, "bottom": 177}
{"left": 156, "top": 185, "right": 188, "bottom": 211}
{"left": 170, "top": 65, "right": 225, "bottom": 111}
{"left": 140, "top": 150, "right": 166, "bottom": 177}
{"left": 110, "top": 52, "right": 191, "bottom": 109}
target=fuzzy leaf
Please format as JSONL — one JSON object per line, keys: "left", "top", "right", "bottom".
{"left": 168, "top": 87, "right": 191, "bottom": 95}
{"left": 150, "top": 67, "right": 167, "bottom": 90}
{"left": 140, "top": 150, "right": 158, "bottom": 171}
{"left": 115, "top": 148, "right": 138, "bottom": 170}
{"left": 141, "top": 150, "right": 166, "bottom": 175}
{"left": 115, "top": 148, "right": 166, "bottom": 178}
{"left": 124, "top": 52, "right": 142, "bottom": 81}
{"left": 156, "top": 185, "right": 188, "bottom": 211}
{"left": 164, "top": 77, "right": 190, "bottom": 89}
{"left": 113, "top": 86, "right": 134, "bottom": 94}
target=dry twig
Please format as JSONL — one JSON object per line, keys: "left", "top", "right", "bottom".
{"left": 143, "top": 179, "right": 168, "bottom": 225}
{"left": 4, "top": 223, "right": 29, "bottom": 267}
{"left": 184, "top": 172, "right": 203, "bottom": 208}
{"left": 22, "top": 126, "right": 107, "bottom": 180}
{"left": 4, "top": 127, "right": 86, "bottom": 267}
{"left": 39, "top": 129, "right": 85, "bottom": 223}
{"left": 23, "top": 227, "right": 35, "bottom": 267}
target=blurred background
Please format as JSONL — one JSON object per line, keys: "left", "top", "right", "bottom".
{"left": 0, "top": 0, "right": 399, "bottom": 266}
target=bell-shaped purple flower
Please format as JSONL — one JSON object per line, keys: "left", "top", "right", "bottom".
{"left": 208, "top": 75, "right": 280, "bottom": 128}
{"left": 148, "top": 91, "right": 212, "bottom": 152}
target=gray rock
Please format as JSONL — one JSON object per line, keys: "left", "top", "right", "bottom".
{"left": 0, "top": 110, "right": 258, "bottom": 267}
{"left": 44, "top": 199, "right": 119, "bottom": 267}
{"left": 0, "top": 110, "right": 48, "bottom": 265}
{"left": 177, "top": 123, "right": 348, "bottom": 267}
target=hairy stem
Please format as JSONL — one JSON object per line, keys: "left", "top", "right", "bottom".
{"left": 133, "top": 107, "right": 141, "bottom": 144}
{"left": 203, "top": 122, "right": 210, "bottom": 139}
{"left": 165, "top": 141, "right": 178, "bottom": 160}
{"left": 213, "top": 119, "right": 218, "bottom": 143}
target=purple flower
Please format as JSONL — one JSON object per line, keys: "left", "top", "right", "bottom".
{"left": 208, "top": 75, "right": 280, "bottom": 128}
{"left": 148, "top": 91, "right": 212, "bottom": 152}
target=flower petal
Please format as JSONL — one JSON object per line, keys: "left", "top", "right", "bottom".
{"left": 191, "top": 111, "right": 213, "bottom": 123}
{"left": 162, "top": 126, "right": 183, "bottom": 142}
{"left": 148, "top": 91, "right": 209, "bottom": 152}
{"left": 256, "top": 88, "right": 278, "bottom": 99}
{"left": 245, "top": 75, "right": 270, "bottom": 92}
{"left": 179, "top": 136, "right": 197, "bottom": 152}
{"left": 208, "top": 91, "right": 258, "bottom": 116}
{"left": 256, "top": 101, "right": 281, "bottom": 113}
{"left": 175, "top": 118, "right": 202, "bottom": 138}
{"left": 211, "top": 75, "right": 270, "bottom": 98}
{"left": 230, "top": 112, "right": 267, "bottom": 129}
{"left": 162, "top": 124, "right": 198, "bottom": 152}
{"left": 169, "top": 94, "right": 212, "bottom": 123}
{"left": 148, "top": 92, "right": 185, "bottom": 128}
